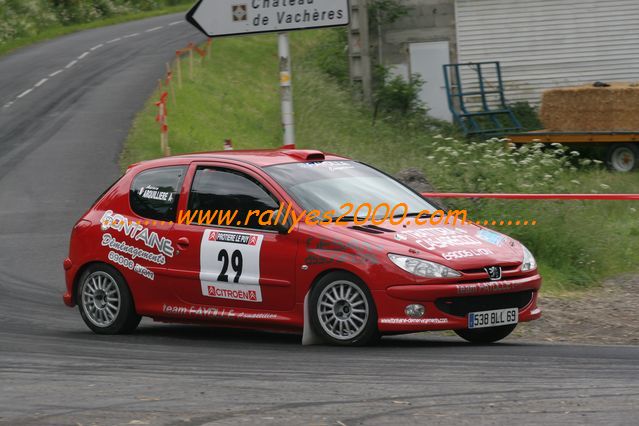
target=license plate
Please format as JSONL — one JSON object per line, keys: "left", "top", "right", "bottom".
{"left": 468, "top": 308, "right": 518, "bottom": 329}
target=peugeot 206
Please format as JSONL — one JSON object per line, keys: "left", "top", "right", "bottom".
{"left": 63, "top": 149, "right": 541, "bottom": 346}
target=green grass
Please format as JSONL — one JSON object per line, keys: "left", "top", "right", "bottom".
{"left": 122, "top": 30, "right": 639, "bottom": 293}
{"left": 0, "top": 3, "right": 191, "bottom": 58}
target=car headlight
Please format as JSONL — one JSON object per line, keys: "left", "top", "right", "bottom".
{"left": 388, "top": 254, "right": 461, "bottom": 278}
{"left": 521, "top": 245, "right": 537, "bottom": 271}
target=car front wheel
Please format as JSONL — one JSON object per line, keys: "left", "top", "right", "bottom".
{"left": 309, "top": 272, "right": 379, "bottom": 346}
{"left": 77, "top": 264, "right": 141, "bottom": 334}
{"left": 455, "top": 324, "right": 517, "bottom": 344}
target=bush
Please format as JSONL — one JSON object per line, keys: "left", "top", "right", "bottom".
{"left": 372, "top": 65, "right": 425, "bottom": 120}
{"left": 409, "top": 136, "right": 618, "bottom": 288}
{"left": 368, "top": 0, "right": 408, "bottom": 26}
{"left": 0, "top": 0, "right": 58, "bottom": 42}
{"left": 0, "top": 0, "right": 189, "bottom": 44}
{"left": 509, "top": 101, "right": 543, "bottom": 131}
{"left": 307, "top": 28, "right": 349, "bottom": 85}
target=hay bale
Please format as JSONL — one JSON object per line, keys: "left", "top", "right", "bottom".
{"left": 540, "top": 83, "right": 639, "bottom": 131}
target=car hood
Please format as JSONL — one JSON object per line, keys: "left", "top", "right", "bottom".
{"left": 325, "top": 220, "right": 524, "bottom": 270}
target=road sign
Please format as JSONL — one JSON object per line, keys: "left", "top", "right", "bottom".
{"left": 186, "top": 0, "right": 350, "bottom": 37}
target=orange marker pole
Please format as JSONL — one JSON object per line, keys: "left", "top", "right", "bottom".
{"left": 189, "top": 45, "right": 194, "bottom": 80}
{"left": 163, "top": 120, "right": 171, "bottom": 157}
{"left": 166, "top": 62, "right": 176, "bottom": 106}
{"left": 176, "top": 54, "right": 183, "bottom": 88}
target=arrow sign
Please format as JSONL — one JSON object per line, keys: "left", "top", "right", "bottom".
{"left": 187, "top": 0, "right": 350, "bottom": 37}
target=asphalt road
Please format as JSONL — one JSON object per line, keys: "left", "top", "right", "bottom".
{"left": 0, "top": 13, "right": 638, "bottom": 426}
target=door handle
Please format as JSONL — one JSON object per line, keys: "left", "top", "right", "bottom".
{"left": 177, "top": 237, "right": 190, "bottom": 250}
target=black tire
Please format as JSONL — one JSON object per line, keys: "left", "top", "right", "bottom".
{"left": 606, "top": 143, "right": 639, "bottom": 172}
{"left": 455, "top": 324, "right": 517, "bottom": 344}
{"left": 309, "top": 271, "right": 379, "bottom": 346}
{"left": 76, "top": 263, "right": 141, "bottom": 335}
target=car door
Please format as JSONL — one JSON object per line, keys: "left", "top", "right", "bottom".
{"left": 166, "top": 163, "right": 298, "bottom": 312}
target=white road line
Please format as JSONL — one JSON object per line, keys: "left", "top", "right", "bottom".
{"left": 17, "top": 89, "right": 33, "bottom": 99}
{"left": 3, "top": 20, "right": 178, "bottom": 112}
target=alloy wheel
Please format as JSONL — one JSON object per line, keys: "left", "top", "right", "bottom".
{"left": 316, "top": 280, "right": 369, "bottom": 340}
{"left": 81, "top": 271, "right": 121, "bottom": 327}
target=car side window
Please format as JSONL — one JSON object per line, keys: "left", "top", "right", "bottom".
{"left": 188, "top": 167, "right": 280, "bottom": 229}
{"left": 130, "top": 166, "right": 186, "bottom": 221}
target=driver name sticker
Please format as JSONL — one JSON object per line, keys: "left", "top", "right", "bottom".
{"left": 138, "top": 185, "right": 174, "bottom": 202}
{"left": 200, "top": 230, "right": 263, "bottom": 302}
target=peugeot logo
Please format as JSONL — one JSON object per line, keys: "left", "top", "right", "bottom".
{"left": 485, "top": 266, "right": 502, "bottom": 281}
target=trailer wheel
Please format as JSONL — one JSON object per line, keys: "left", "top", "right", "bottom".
{"left": 607, "top": 143, "right": 639, "bottom": 172}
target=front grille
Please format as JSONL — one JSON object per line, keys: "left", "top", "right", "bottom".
{"left": 435, "top": 290, "right": 534, "bottom": 317}
{"left": 461, "top": 265, "right": 519, "bottom": 275}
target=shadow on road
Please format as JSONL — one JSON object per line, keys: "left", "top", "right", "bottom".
{"left": 61, "top": 323, "right": 535, "bottom": 349}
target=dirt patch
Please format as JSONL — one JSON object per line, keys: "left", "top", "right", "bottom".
{"left": 513, "top": 274, "right": 639, "bottom": 345}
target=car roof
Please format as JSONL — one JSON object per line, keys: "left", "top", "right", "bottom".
{"left": 128, "top": 149, "right": 350, "bottom": 170}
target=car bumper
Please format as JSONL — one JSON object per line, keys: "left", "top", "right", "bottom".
{"left": 374, "top": 273, "right": 542, "bottom": 333}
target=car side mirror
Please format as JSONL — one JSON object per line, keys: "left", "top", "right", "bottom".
{"left": 271, "top": 209, "right": 291, "bottom": 234}
{"left": 274, "top": 221, "right": 289, "bottom": 234}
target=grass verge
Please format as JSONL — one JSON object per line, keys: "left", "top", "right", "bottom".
{"left": 0, "top": 3, "right": 191, "bottom": 58}
{"left": 122, "top": 30, "right": 639, "bottom": 293}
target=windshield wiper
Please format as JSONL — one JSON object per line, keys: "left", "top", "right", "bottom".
{"left": 332, "top": 215, "right": 368, "bottom": 222}
{"left": 392, "top": 212, "right": 429, "bottom": 219}
{"left": 330, "top": 212, "right": 430, "bottom": 221}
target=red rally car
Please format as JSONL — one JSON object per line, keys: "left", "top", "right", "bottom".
{"left": 63, "top": 149, "right": 542, "bottom": 346}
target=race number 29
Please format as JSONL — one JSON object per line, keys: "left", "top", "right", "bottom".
{"left": 217, "top": 249, "right": 243, "bottom": 283}
{"left": 200, "top": 230, "right": 263, "bottom": 302}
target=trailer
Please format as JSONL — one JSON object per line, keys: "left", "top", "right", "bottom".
{"left": 443, "top": 62, "right": 523, "bottom": 137}
{"left": 443, "top": 61, "right": 639, "bottom": 172}
{"left": 507, "top": 131, "right": 639, "bottom": 172}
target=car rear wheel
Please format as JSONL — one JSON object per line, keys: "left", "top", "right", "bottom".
{"left": 455, "top": 324, "right": 517, "bottom": 344}
{"left": 607, "top": 143, "right": 639, "bottom": 172}
{"left": 309, "top": 272, "right": 379, "bottom": 346}
{"left": 77, "top": 264, "right": 141, "bottom": 335}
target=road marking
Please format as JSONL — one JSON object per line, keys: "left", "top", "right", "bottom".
{"left": 17, "top": 89, "right": 33, "bottom": 99}
{"left": 3, "top": 20, "right": 180, "bottom": 112}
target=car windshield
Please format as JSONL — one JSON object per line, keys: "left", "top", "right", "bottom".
{"left": 264, "top": 160, "right": 437, "bottom": 220}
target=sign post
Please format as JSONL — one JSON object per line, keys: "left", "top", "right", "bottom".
{"left": 278, "top": 32, "right": 295, "bottom": 147}
{"left": 186, "top": 0, "right": 350, "bottom": 147}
